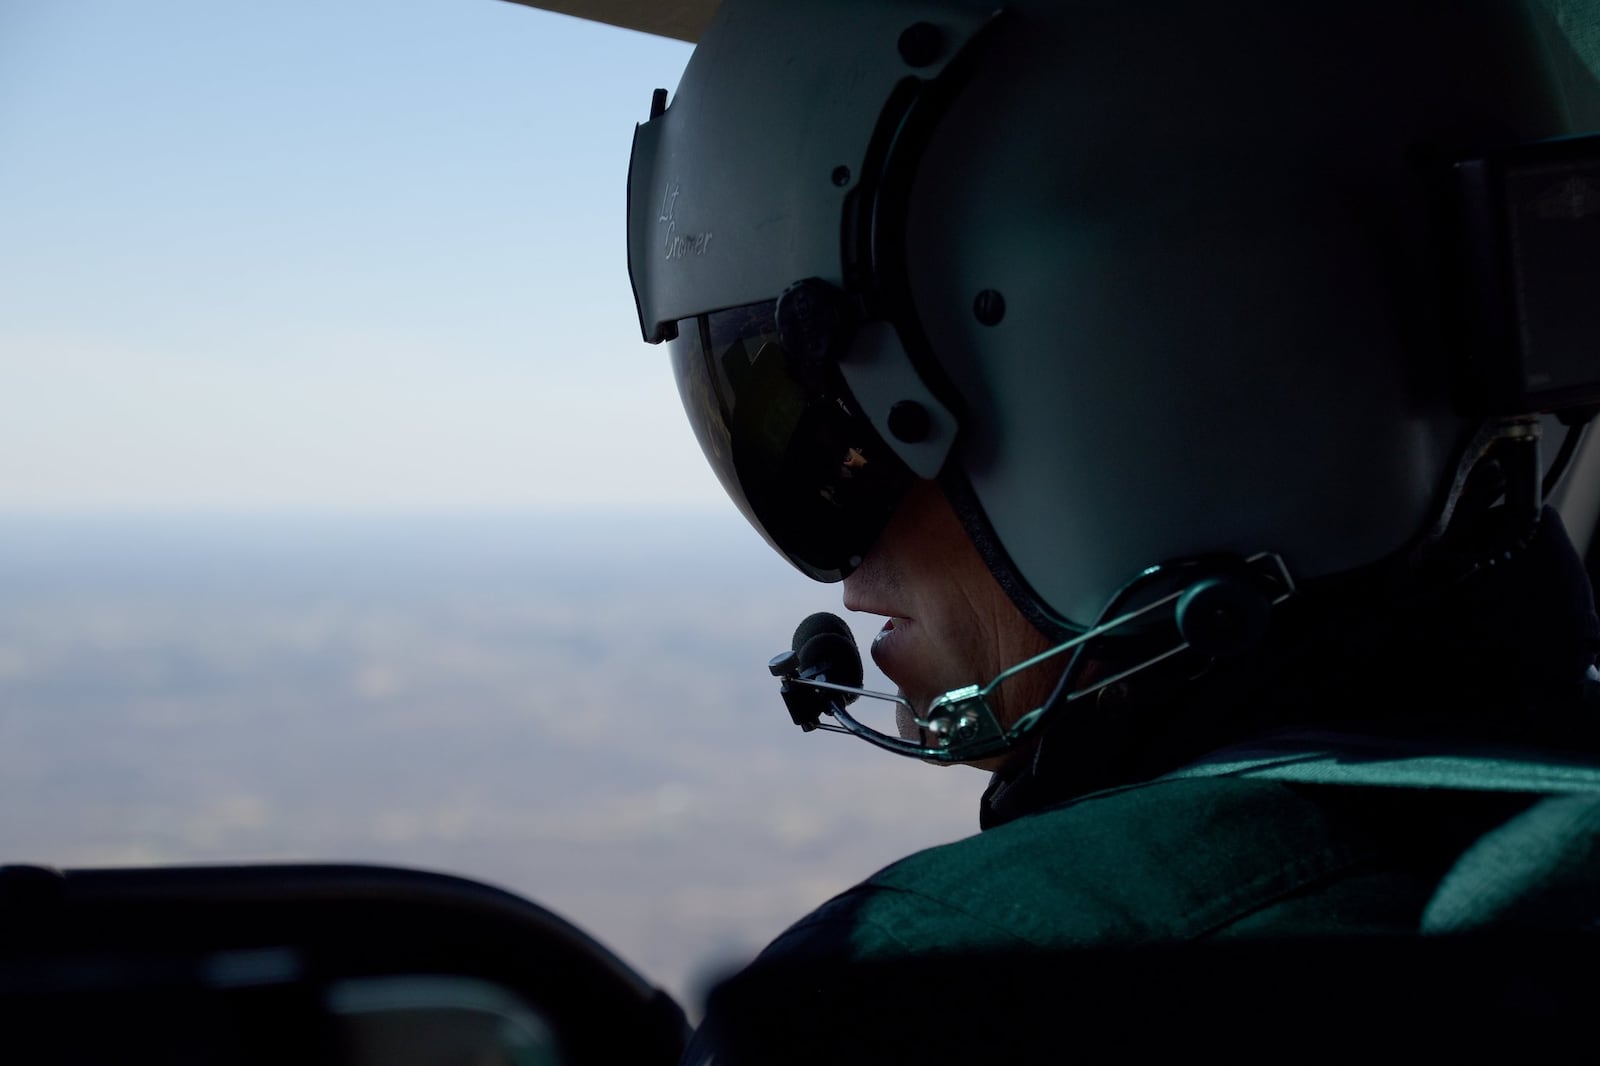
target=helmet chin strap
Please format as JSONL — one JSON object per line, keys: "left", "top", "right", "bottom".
{"left": 769, "top": 552, "right": 1296, "bottom": 764}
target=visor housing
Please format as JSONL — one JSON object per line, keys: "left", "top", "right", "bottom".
{"left": 626, "top": 0, "right": 990, "bottom": 343}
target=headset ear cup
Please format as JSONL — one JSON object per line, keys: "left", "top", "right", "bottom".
{"left": 1175, "top": 575, "right": 1272, "bottom": 658}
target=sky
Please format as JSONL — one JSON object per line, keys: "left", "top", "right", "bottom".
{"left": 0, "top": 0, "right": 707, "bottom": 513}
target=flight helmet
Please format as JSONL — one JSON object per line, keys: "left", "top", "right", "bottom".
{"left": 627, "top": 0, "right": 1600, "bottom": 755}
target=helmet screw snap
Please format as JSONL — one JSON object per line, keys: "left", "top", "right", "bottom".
{"left": 974, "top": 289, "right": 1006, "bottom": 326}
{"left": 897, "top": 22, "right": 944, "bottom": 68}
{"left": 888, "top": 401, "right": 931, "bottom": 443}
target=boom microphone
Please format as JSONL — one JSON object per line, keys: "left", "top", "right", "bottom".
{"left": 768, "top": 613, "right": 865, "bottom": 731}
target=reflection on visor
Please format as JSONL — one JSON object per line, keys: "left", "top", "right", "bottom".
{"left": 670, "top": 300, "right": 912, "bottom": 582}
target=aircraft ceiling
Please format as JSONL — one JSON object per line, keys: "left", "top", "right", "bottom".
{"left": 501, "top": 0, "right": 719, "bottom": 42}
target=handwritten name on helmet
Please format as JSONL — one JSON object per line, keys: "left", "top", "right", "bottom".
{"left": 659, "top": 180, "right": 713, "bottom": 260}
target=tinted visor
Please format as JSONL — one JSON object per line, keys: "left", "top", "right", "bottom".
{"left": 670, "top": 301, "right": 913, "bottom": 582}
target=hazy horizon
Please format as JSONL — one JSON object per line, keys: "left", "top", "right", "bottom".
{"left": 0, "top": 511, "right": 985, "bottom": 1011}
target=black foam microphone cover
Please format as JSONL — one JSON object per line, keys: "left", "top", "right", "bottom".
{"left": 791, "top": 612, "right": 855, "bottom": 652}
{"left": 792, "top": 613, "right": 863, "bottom": 702}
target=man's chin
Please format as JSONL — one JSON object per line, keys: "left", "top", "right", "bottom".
{"left": 894, "top": 702, "right": 924, "bottom": 746}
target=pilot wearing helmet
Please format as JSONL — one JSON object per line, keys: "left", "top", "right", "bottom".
{"left": 627, "top": 0, "right": 1600, "bottom": 1055}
